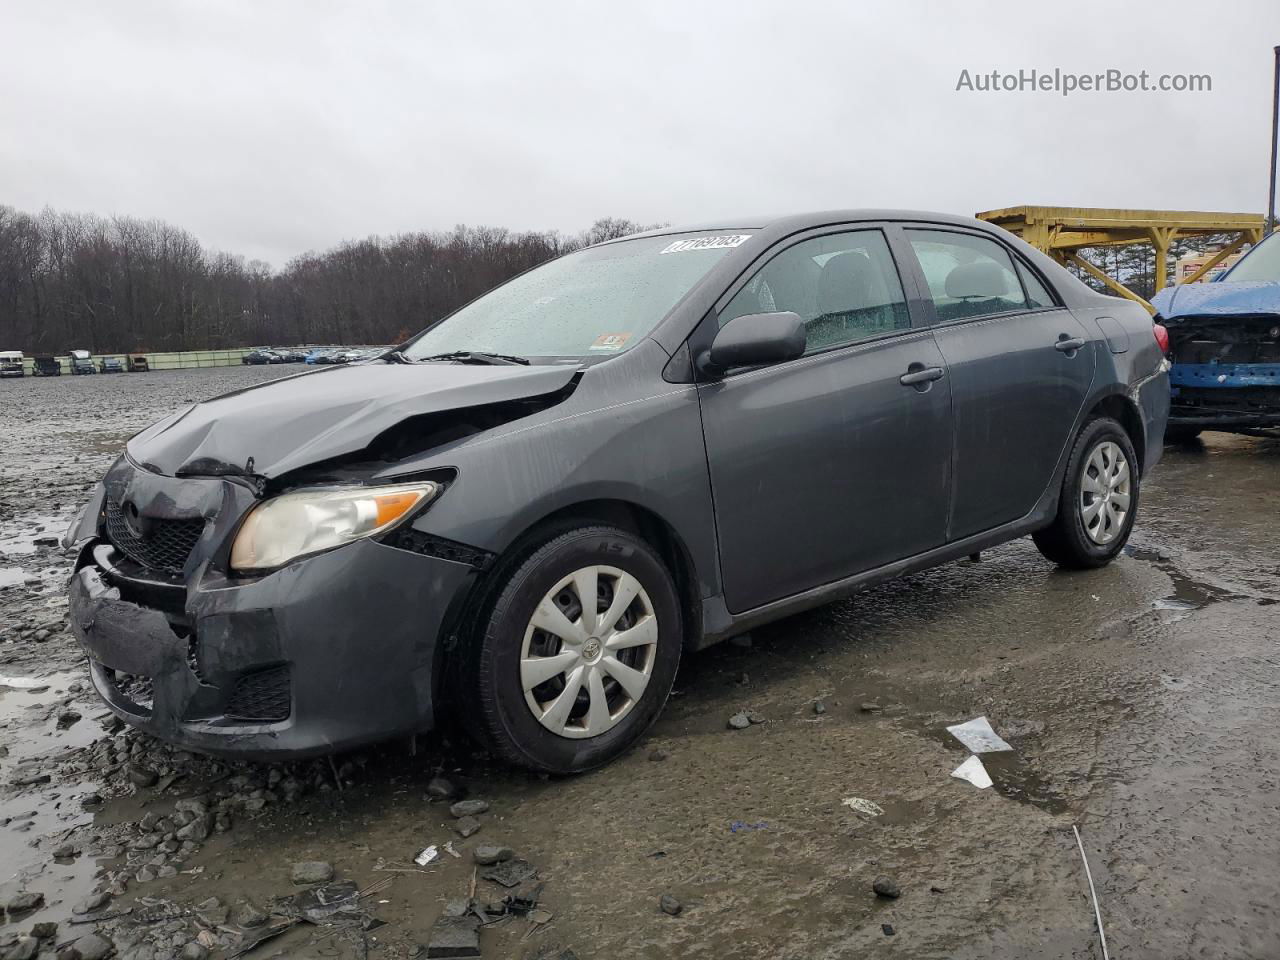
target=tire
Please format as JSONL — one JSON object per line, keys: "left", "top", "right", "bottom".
{"left": 1164, "top": 425, "right": 1202, "bottom": 444}
{"left": 465, "top": 524, "right": 682, "bottom": 774}
{"left": 1033, "top": 417, "right": 1139, "bottom": 569}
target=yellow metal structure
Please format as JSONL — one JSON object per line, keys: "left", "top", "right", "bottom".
{"left": 976, "top": 206, "right": 1266, "bottom": 313}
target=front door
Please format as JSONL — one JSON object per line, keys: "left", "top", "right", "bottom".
{"left": 696, "top": 227, "right": 953, "bottom": 613}
{"left": 902, "top": 227, "right": 1097, "bottom": 540}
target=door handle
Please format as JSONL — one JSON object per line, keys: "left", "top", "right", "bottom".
{"left": 1054, "top": 336, "right": 1087, "bottom": 353}
{"left": 899, "top": 366, "right": 945, "bottom": 386}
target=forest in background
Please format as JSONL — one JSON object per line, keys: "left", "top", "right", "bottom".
{"left": 0, "top": 207, "right": 654, "bottom": 353}
{"left": 0, "top": 203, "right": 1243, "bottom": 354}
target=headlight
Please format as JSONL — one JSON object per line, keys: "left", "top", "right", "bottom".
{"left": 230, "top": 481, "right": 440, "bottom": 571}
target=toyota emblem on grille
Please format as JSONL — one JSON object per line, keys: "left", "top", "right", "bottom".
{"left": 122, "top": 501, "right": 151, "bottom": 540}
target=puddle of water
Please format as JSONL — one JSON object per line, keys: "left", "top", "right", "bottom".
{"left": 0, "top": 782, "right": 108, "bottom": 930}
{"left": 0, "top": 670, "right": 101, "bottom": 765}
{"left": 0, "top": 514, "right": 65, "bottom": 558}
{"left": 0, "top": 669, "right": 109, "bottom": 929}
{"left": 0, "top": 675, "right": 53, "bottom": 689}
{"left": 1128, "top": 547, "right": 1240, "bottom": 619}
{"left": 901, "top": 715, "right": 1071, "bottom": 815}
{"left": 975, "top": 752, "right": 1070, "bottom": 814}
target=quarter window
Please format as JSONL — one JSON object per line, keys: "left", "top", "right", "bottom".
{"left": 1016, "top": 260, "right": 1055, "bottom": 308}
{"left": 907, "top": 230, "right": 1032, "bottom": 322}
{"left": 720, "top": 230, "right": 910, "bottom": 354}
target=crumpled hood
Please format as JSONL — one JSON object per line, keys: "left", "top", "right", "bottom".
{"left": 1151, "top": 280, "right": 1280, "bottom": 321}
{"left": 128, "top": 362, "right": 580, "bottom": 478}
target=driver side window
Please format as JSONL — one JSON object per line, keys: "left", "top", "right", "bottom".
{"left": 719, "top": 230, "right": 910, "bottom": 355}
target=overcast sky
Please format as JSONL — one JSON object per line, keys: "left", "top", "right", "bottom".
{"left": 3, "top": 0, "right": 1279, "bottom": 266}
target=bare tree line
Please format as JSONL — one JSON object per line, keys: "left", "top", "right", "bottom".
{"left": 0, "top": 206, "right": 655, "bottom": 353}
{"left": 3, "top": 201, "right": 1231, "bottom": 355}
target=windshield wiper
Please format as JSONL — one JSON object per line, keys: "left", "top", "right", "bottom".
{"left": 384, "top": 350, "right": 413, "bottom": 364}
{"left": 417, "top": 351, "right": 530, "bottom": 366}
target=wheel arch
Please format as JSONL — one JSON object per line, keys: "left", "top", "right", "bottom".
{"left": 433, "top": 497, "right": 704, "bottom": 725}
{"left": 1085, "top": 390, "right": 1147, "bottom": 475}
{"left": 513, "top": 499, "right": 702, "bottom": 649}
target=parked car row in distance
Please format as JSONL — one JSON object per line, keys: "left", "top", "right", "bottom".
{"left": 1, "top": 350, "right": 147, "bottom": 376}
{"left": 243, "top": 346, "right": 389, "bottom": 365}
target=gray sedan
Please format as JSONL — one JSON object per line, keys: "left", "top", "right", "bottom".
{"left": 65, "top": 210, "right": 1170, "bottom": 773}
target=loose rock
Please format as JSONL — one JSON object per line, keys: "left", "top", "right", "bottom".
{"left": 291, "top": 861, "right": 334, "bottom": 884}
{"left": 659, "top": 893, "right": 683, "bottom": 916}
{"left": 649, "top": 748, "right": 668, "bottom": 762}
{"left": 426, "top": 776, "right": 460, "bottom": 801}
{"left": 727, "top": 713, "right": 751, "bottom": 730}
{"left": 860, "top": 702, "right": 882, "bottom": 713}
{"left": 72, "top": 891, "right": 110, "bottom": 914}
{"left": 126, "top": 764, "right": 159, "bottom": 787}
{"left": 234, "top": 901, "right": 269, "bottom": 928}
{"left": 176, "top": 814, "right": 213, "bottom": 842}
{"left": 813, "top": 700, "right": 826, "bottom": 715}
{"left": 453, "top": 815, "right": 482, "bottom": 838}
{"left": 4, "top": 892, "right": 44, "bottom": 914}
{"left": 63, "top": 933, "right": 114, "bottom": 960}
{"left": 872, "top": 875, "right": 901, "bottom": 899}
{"left": 449, "top": 799, "right": 490, "bottom": 818}
{"left": 472, "top": 845, "right": 514, "bottom": 866}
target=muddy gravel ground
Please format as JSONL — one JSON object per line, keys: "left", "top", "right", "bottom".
{"left": 1, "top": 367, "right": 1278, "bottom": 960}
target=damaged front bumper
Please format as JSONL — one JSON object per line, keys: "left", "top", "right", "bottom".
{"left": 67, "top": 464, "right": 478, "bottom": 759}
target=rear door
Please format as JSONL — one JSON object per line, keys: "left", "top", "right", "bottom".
{"left": 901, "top": 227, "right": 1096, "bottom": 541}
{"left": 696, "top": 226, "right": 953, "bottom": 613}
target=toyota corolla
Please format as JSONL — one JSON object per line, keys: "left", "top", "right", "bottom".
{"left": 65, "top": 210, "right": 1170, "bottom": 774}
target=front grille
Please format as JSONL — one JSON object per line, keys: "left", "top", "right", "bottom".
{"left": 104, "top": 499, "right": 206, "bottom": 574}
{"left": 225, "top": 665, "right": 291, "bottom": 722}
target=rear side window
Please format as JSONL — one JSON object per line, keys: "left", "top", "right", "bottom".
{"left": 1016, "top": 260, "right": 1055, "bottom": 308}
{"left": 906, "top": 229, "right": 1032, "bottom": 322}
{"left": 720, "top": 230, "right": 910, "bottom": 354}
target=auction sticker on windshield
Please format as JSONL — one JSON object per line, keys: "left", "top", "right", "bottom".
{"left": 589, "top": 333, "right": 633, "bottom": 352}
{"left": 659, "top": 235, "right": 751, "bottom": 254}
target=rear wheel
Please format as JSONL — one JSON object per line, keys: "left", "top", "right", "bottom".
{"left": 466, "top": 525, "right": 682, "bottom": 774}
{"left": 1033, "top": 417, "right": 1139, "bottom": 569}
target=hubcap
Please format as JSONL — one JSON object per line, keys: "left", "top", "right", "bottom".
{"left": 519, "top": 565, "right": 658, "bottom": 739}
{"left": 1079, "top": 440, "right": 1131, "bottom": 545}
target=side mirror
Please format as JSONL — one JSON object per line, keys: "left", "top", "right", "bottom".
{"left": 700, "top": 311, "right": 806, "bottom": 378}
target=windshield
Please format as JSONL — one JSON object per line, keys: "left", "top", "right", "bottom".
{"left": 403, "top": 232, "right": 750, "bottom": 360}
{"left": 1222, "top": 232, "right": 1280, "bottom": 283}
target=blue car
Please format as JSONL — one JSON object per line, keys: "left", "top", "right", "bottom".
{"left": 1151, "top": 232, "right": 1280, "bottom": 440}
{"left": 304, "top": 347, "right": 336, "bottom": 364}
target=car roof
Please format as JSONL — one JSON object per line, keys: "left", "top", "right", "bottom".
{"left": 606, "top": 209, "right": 999, "bottom": 244}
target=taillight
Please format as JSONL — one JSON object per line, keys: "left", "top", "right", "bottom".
{"left": 1152, "top": 322, "right": 1170, "bottom": 354}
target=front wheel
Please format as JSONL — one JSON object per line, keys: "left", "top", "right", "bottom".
{"left": 1033, "top": 417, "right": 1139, "bottom": 569}
{"left": 465, "top": 525, "right": 682, "bottom": 774}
